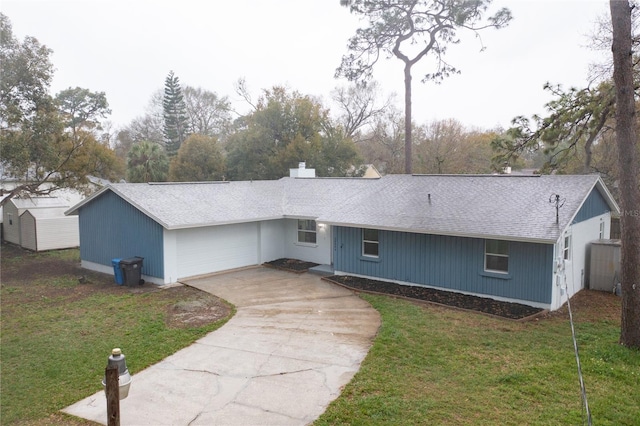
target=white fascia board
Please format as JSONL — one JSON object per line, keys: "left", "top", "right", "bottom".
{"left": 595, "top": 177, "right": 620, "bottom": 214}
{"left": 282, "top": 215, "right": 320, "bottom": 220}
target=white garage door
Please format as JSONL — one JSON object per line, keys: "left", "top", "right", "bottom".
{"left": 176, "top": 223, "right": 259, "bottom": 278}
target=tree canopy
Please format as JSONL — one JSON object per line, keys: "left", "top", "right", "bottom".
{"left": 169, "top": 134, "right": 225, "bottom": 181}
{"left": 126, "top": 140, "right": 169, "bottom": 183}
{"left": 0, "top": 13, "right": 120, "bottom": 206}
{"left": 226, "top": 86, "right": 360, "bottom": 180}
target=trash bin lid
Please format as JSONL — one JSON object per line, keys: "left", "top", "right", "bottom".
{"left": 120, "top": 256, "right": 144, "bottom": 265}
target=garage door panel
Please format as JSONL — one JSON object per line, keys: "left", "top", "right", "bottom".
{"left": 176, "top": 223, "right": 258, "bottom": 278}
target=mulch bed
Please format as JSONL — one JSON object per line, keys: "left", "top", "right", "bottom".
{"left": 325, "top": 274, "right": 545, "bottom": 320}
{"left": 264, "top": 258, "right": 319, "bottom": 273}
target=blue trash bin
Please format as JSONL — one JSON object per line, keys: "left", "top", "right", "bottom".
{"left": 112, "top": 258, "right": 124, "bottom": 285}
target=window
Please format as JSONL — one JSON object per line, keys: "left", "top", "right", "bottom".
{"left": 599, "top": 221, "right": 605, "bottom": 239}
{"left": 297, "top": 219, "right": 317, "bottom": 244}
{"left": 563, "top": 235, "right": 571, "bottom": 260}
{"left": 362, "top": 228, "right": 379, "bottom": 257}
{"left": 485, "top": 240, "right": 509, "bottom": 273}
{"left": 8, "top": 213, "right": 12, "bottom": 226}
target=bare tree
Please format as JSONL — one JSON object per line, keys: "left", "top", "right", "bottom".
{"left": 183, "top": 86, "right": 232, "bottom": 141}
{"left": 331, "top": 81, "right": 394, "bottom": 139}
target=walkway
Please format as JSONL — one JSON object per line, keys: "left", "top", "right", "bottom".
{"left": 63, "top": 267, "right": 380, "bottom": 425}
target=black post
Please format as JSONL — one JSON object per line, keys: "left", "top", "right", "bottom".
{"left": 105, "top": 364, "right": 120, "bottom": 426}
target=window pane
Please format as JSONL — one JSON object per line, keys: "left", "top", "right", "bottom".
{"left": 363, "top": 228, "right": 378, "bottom": 242}
{"left": 298, "top": 220, "right": 316, "bottom": 231}
{"left": 298, "top": 231, "right": 316, "bottom": 244}
{"left": 364, "top": 242, "right": 379, "bottom": 257}
{"left": 486, "top": 255, "right": 508, "bottom": 272}
{"left": 486, "top": 240, "right": 508, "bottom": 255}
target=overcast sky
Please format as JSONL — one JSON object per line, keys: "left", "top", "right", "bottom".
{"left": 2, "top": 0, "right": 611, "bottom": 132}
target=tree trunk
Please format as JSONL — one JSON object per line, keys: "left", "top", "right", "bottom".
{"left": 610, "top": 0, "right": 640, "bottom": 349}
{"left": 404, "top": 64, "right": 413, "bottom": 174}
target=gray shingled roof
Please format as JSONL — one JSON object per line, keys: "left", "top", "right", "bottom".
{"left": 318, "top": 174, "right": 615, "bottom": 242}
{"left": 67, "top": 174, "right": 617, "bottom": 243}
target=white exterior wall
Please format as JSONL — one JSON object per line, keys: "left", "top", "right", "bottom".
{"left": 283, "top": 218, "right": 332, "bottom": 265}
{"left": 163, "top": 219, "right": 287, "bottom": 284}
{"left": 163, "top": 230, "right": 179, "bottom": 284}
{"left": 3, "top": 202, "right": 21, "bottom": 244}
{"left": 550, "top": 212, "right": 611, "bottom": 310}
{"left": 259, "top": 220, "right": 286, "bottom": 263}
{"left": 173, "top": 222, "right": 260, "bottom": 280}
{"left": 19, "top": 212, "right": 79, "bottom": 252}
{"left": 35, "top": 217, "right": 79, "bottom": 251}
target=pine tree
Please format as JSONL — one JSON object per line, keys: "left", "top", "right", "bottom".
{"left": 163, "top": 71, "right": 189, "bottom": 156}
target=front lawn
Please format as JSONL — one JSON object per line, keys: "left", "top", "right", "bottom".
{"left": 2, "top": 244, "right": 638, "bottom": 425}
{"left": 315, "top": 291, "right": 640, "bottom": 425}
{"left": 0, "top": 245, "right": 232, "bottom": 425}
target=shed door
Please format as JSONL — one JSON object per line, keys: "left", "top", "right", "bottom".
{"left": 176, "top": 223, "right": 259, "bottom": 279}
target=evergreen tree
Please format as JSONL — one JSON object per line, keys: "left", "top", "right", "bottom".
{"left": 163, "top": 71, "right": 189, "bottom": 156}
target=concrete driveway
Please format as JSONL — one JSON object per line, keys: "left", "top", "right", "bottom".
{"left": 63, "top": 267, "right": 380, "bottom": 425}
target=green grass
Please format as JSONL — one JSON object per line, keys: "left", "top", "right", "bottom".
{"left": 3, "top": 247, "right": 639, "bottom": 425}
{"left": 1, "top": 248, "right": 232, "bottom": 425}
{"left": 315, "top": 295, "right": 640, "bottom": 426}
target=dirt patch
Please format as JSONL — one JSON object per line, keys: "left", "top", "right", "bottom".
{"left": 1, "top": 243, "right": 230, "bottom": 327}
{"left": 325, "top": 275, "right": 546, "bottom": 320}
{"left": 544, "top": 288, "right": 621, "bottom": 323}
{"left": 166, "top": 296, "right": 231, "bottom": 328}
{"left": 264, "top": 258, "right": 319, "bottom": 273}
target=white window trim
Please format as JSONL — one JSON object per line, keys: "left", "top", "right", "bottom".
{"left": 563, "top": 235, "right": 572, "bottom": 261}
{"left": 362, "top": 228, "right": 379, "bottom": 258}
{"left": 484, "top": 240, "right": 509, "bottom": 274}
{"left": 599, "top": 221, "right": 605, "bottom": 239}
{"left": 296, "top": 219, "right": 317, "bottom": 245}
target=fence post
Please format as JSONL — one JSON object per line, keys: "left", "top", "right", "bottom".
{"left": 105, "top": 364, "right": 120, "bottom": 426}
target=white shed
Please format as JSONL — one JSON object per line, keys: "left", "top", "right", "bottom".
{"left": 19, "top": 207, "right": 79, "bottom": 251}
{"left": 2, "top": 197, "right": 70, "bottom": 246}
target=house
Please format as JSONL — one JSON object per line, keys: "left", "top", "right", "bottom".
{"left": 3, "top": 197, "right": 80, "bottom": 251}
{"left": 66, "top": 171, "right": 618, "bottom": 311}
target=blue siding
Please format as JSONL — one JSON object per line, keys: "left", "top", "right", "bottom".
{"left": 573, "top": 187, "right": 610, "bottom": 224}
{"left": 78, "top": 191, "right": 164, "bottom": 279}
{"left": 334, "top": 227, "right": 554, "bottom": 304}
